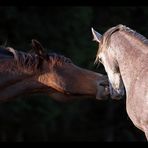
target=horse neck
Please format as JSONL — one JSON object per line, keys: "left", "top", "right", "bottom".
{"left": 0, "top": 58, "right": 48, "bottom": 102}
{"left": 0, "top": 58, "right": 32, "bottom": 87}
{"left": 110, "top": 31, "right": 145, "bottom": 93}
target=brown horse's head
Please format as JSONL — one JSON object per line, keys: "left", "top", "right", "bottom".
{"left": 4, "top": 40, "right": 109, "bottom": 102}
{"left": 31, "top": 40, "right": 109, "bottom": 101}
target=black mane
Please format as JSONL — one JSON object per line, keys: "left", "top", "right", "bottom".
{"left": 0, "top": 47, "right": 73, "bottom": 74}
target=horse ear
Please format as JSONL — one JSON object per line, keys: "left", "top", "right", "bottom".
{"left": 31, "top": 39, "right": 45, "bottom": 57}
{"left": 5, "top": 47, "right": 19, "bottom": 61}
{"left": 91, "top": 27, "right": 102, "bottom": 43}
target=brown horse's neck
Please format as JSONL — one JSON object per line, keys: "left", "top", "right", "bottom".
{"left": 0, "top": 58, "right": 34, "bottom": 85}
{"left": 0, "top": 58, "right": 46, "bottom": 102}
{"left": 0, "top": 76, "right": 51, "bottom": 102}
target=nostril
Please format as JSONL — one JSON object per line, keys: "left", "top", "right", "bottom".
{"left": 99, "top": 80, "right": 109, "bottom": 87}
{"left": 96, "top": 84, "right": 109, "bottom": 100}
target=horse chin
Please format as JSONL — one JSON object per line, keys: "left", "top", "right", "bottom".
{"left": 109, "top": 86, "right": 123, "bottom": 100}
{"left": 111, "top": 94, "right": 122, "bottom": 100}
{"left": 111, "top": 88, "right": 125, "bottom": 100}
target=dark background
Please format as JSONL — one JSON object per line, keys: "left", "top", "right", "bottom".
{"left": 0, "top": 6, "right": 147, "bottom": 142}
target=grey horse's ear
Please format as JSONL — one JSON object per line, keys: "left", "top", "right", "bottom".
{"left": 91, "top": 27, "right": 102, "bottom": 43}
{"left": 31, "top": 39, "right": 46, "bottom": 57}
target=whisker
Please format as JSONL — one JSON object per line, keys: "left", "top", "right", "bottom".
{"left": 94, "top": 56, "right": 99, "bottom": 64}
{"left": 96, "top": 62, "right": 100, "bottom": 68}
{"left": 3, "top": 40, "right": 7, "bottom": 47}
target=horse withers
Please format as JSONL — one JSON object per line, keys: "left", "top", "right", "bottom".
{"left": 0, "top": 40, "right": 109, "bottom": 102}
{"left": 92, "top": 24, "right": 148, "bottom": 140}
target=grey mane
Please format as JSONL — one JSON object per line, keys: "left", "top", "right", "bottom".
{"left": 102, "top": 24, "right": 148, "bottom": 48}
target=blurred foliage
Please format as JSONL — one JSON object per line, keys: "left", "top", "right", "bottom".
{"left": 0, "top": 6, "right": 147, "bottom": 141}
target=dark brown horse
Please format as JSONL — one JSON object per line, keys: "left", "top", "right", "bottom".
{"left": 0, "top": 39, "right": 109, "bottom": 102}
{"left": 92, "top": 24, "right": 148, "bottom": 140}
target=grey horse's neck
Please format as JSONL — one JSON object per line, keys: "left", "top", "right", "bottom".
{"left": 110, "top": 31, "right": 147, "bottom": 93}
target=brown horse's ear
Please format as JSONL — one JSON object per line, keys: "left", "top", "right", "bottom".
{"left": 5, "top": 47, "right": 19, "bottom": 62}
{"left": 31, "top": 39, "right": 46, "bottom": 57}
{"left": 91, "top": 27, "right": 102, "bottom": 43}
